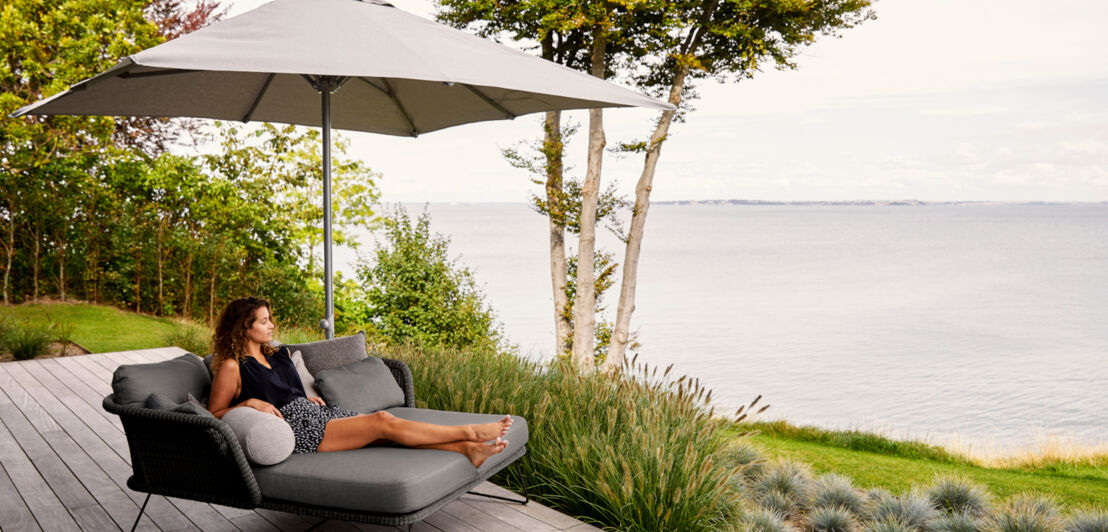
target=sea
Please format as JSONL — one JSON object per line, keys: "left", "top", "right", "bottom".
{"left": 341, "top": 202, "right": 1108, "bottom": 453}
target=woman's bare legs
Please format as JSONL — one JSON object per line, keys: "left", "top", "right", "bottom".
{"left": 414, "top": 439, "right": 510, "bottom": 468}
{"left": 317, "top": 411, "right": 512, "bottom": 453}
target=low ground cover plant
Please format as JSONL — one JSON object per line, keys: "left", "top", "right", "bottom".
{"left": 0, "top": 313, "right": 73, "bottom": 360}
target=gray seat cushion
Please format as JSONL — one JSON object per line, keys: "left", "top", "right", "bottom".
{"left": 282, "top": 333, "right": 368, "bottom": 376}
{"left": 252, "top": 408, "right": 529, "bottom": 513}
{"left": 112, "top": 353, "right": 210, "bottom": 405}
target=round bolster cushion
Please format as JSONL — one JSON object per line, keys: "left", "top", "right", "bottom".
{"left": 222, "top": 406, "right": 295, "bottom": 465}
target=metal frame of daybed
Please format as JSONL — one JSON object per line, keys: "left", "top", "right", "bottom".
{"left": 102, "top": 358, "right": 528, "bottom": 532}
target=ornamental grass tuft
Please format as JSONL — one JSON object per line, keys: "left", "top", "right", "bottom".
{"left": 808, "top": 505, "right": 859, "bottom": 532}
{"left": 741, "top": 508, "right": 791, "bottom": 532}
{"left": 863, "top": 518, "right": 915, "bottom": 532}
{"left": 982, "top": 494, "right": 1065, "bottom": 532}
{"left": 865, "top": 490, "right": 937, "bottom": 531}
{"left": 809, "top": 473, "right": 866, "bottom": 514}
{"left": 721, "top": 439, "right": 767, "bottom": 483}
{"left": 930, "top": 512, "right": 984, "bottom": 532}
{"left": 927, "top": 476, "right": 992, "bottom": 516}
{"left": 1067, "top": 511, "right": 1108, "bottom": 532}
{"left": 163, "top": 322, "right": 212, "bottom": 356}
{"left": 387, "top": 345, "right": 741, "bottom": 531}
{"left": 1, "top": 318, "right": 60, "bottom": 360}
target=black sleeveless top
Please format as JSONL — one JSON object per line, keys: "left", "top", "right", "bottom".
{"left": 237, "top": 346, "right": 306, "bottom": 409}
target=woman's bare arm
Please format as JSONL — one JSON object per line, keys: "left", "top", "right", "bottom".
{"left": 208, "top": 358, "right": 282, "bottom": 418}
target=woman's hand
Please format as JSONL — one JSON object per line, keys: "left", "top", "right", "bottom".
{"left": 307, "top": 396, "right": 326, "bottom": 406}
{"left": 246, "top": 398, "right": 284, "bottom": 418}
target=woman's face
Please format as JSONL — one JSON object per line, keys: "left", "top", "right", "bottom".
{"left": 246, "top": 306, "right": 276, "bottom": 346}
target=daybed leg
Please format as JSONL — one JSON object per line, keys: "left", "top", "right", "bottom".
{"left": 467, "top": 485, "right": 529, "bottom": 505}
{"left": 131, "top": 493, "right": 151, "bottom": 532}
{"left": 302, "top": 518, "right": 330, "bottom": 532}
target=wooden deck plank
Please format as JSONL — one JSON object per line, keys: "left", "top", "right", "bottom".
{"left": 439, "top": 499, "right": 523, "bottom": 532}
{"left": 423, "top": 511, "right": 482, "bottom": 532}
{"left": 39, "top": 357, "right": 125, "bottom": 430}
{"left": 0, "top": 397, "right": 80, "bottom": 531}
{"left": 466, "top": 482, "right": 582, "bottom": 530}
{"left": 456, "top": 497, "right": 559, "bottom": 532}
{"left": 0, "top": 461, "right": 42, "bottom": 532}
{"left": 0, "top": 363, "right": 197, "bottom": 532}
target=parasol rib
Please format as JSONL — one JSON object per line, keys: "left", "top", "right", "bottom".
{"left": 243, "top": 73, "right": 276, "bottom": 122}
{"left": 358, "top": 77, "right": 418, "bottom": 137}
{"left": 462, "top": 84, "right": 516, "bottom": 119}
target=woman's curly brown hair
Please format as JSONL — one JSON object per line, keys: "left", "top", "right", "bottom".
{"left": 211, "top": 296, "right": 277, "bottom": 376}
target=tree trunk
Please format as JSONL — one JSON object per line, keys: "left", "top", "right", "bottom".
{"left": 208, "top": 250, "right": 219, "bottom": 325}
{"left": 604, "top": 72, "right": 694, "bottom": 372}
{"left": 571, "top": 32, "right": 608, "bottom": 371}
{"left": 157, "top": 223, "right": 165, "bottom": 315}
{"left": 183, "top": 251, "right": 193, "bottom": 319}
{"left": 57, "top": 239, "right": 66, "bottom": 301}
{"left": 1, "top": 215, "right": 13, "bottom": 305}
{"left": 134, "top": 247, "right": 142, "bottom": 313}
{"left": 31, "top": 228, "right": 41, "bottom": 302}
{"left": 543, "top": 110, "right": 572, "bottom": 355}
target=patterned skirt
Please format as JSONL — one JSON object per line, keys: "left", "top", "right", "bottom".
{"left": 278, "top": 397, "right": 360, "bottom": 453}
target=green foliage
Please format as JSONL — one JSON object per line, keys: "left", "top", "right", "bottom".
{"left": 162, "top": 321, "right": 211, "bottom": 356}
{"left": 357, "top": 208, "right": 501, "bottom": 349}
{"left": 750, "top": 420, "right": 970, "bottom": 464}
{"left": 0, "top": 315, "right": 68, "bottom": 360}
{"left": 931, "top": 513, "right": 985, "bottom": 532}
{"left": 928, "top": 476, "right": 993, "bottom": 517}
{"left": 720, "top": 439, "right": 767, "bottom": 483}
{"left": 753, "top": 459, "right": 813, "bottom": 516}
{"left": 388, "top": 343, "right": 740, "bottom": 531}
{"left": 809, "top": 505, "right": 859, "bottom": 532}
{"left": 863, "top": 519, "right": 914, "bottom": 532}
{"left": 865, "top": 490, "right": 937, "bottom": 531}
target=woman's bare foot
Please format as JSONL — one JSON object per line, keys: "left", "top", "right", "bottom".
{"left": 464, "top": 438, "right": 509, "bottom": 468}
{"left": 470, "top": 415, "right": 512, "bottom": 441}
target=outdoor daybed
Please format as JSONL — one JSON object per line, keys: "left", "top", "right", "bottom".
{"left": 102, "top": 333, "right": 529, "bottom": 531}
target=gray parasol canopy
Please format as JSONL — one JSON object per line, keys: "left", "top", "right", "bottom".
{"left": 13, "top": 0, "right": 672, "bottom": 337}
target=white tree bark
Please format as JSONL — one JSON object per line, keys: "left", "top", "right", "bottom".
{"left": 571, "top": 33, "right": 608, "bottom": 371}
{"left": 544, "top": 110, "right": 572, "bottom": 355}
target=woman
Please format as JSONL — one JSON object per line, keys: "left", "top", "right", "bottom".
{"left": 208, "top": 297, "right": 511, "bottom": 467}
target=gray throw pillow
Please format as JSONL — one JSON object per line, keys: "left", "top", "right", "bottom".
{"left": 283, "top": 332, "right": 368, "bottom": 376}
{"left": 314, "top": 357, "right": 405, "bottom": 413}
{"left": 144, "top": 392, "right": 215, "bottom": 418}
{"left": 221, "top": 406, "right": 295, "bottom": 465}
{"left": 112, "top": 353, "right": 210, "bottom": 405}
{"left": 289, "top": 350, "right": 321, "bottom": 399}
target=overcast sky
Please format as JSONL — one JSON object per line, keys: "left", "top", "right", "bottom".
{"left": 224, "top": 0, "right": 1108, "bottom": 202}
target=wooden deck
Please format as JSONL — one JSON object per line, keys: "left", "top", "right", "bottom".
{"left": 0, "top": 348, "right": 600, "bottom": 532}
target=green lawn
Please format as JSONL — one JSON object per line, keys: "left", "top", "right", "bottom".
{"left": 740, "top": 423, "right": 1108, "bottom": 510}
{"left": 2, "top": 302, "right": 184, "bottom": 353}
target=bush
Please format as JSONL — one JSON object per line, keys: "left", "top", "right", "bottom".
{"left": 863, "top": 519, "right": 914, "bottom": 532}
{"left": 754, "top": 459, "right": 813, "bottom": 514}
{"left": 983, "top": 494, "right": 1064, "bottom": 532}
{"left": 721, "top": 440, "right": 767, "bottom": 485}
{"left": 387, "top": 344, "right": 740, "bottom": 531}
{"left": 358, "top": 207, "right": 502, "bottom": 349}
{"left": 931, "top": 513, "right": 984, "bottom": 532}
{"left": 163, "top": 322, "right": 212, "bottom": 355}
{"left": 809, "top": 505, "right": 858, "bottom": 532}
{"left": 810, "top": 474, "right": 866, "bottom": 514}
{"left": 1067, "top": 511, "right": 1108, "bottom": 532}
{"left": 927, "top": 476, "right": 992, "bottom": 517}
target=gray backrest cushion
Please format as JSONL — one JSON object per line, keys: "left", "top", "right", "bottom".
{"left": 314, "top": 357, "right": 406, "bottom": 413}
{"left": 289, "top": 350, "right": 321, "bottom": 399}
{"left": 283, "top": 332, "right": 368, "bottom": 376}
{"left": 144, "top": 392, "right": 215, "bottom": 418}
{"left": 112, "top": 353, "right": 210, "bottom": 405}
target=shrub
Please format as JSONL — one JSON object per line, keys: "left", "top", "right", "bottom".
{"left": 810, "top": 474, "right": 866, "bottom": 514}
{"left": 931, "top": 513, "right": 984, "bottom": 532}
{"left": 927, "top": 476, "right": 992, "bottom": 516}
{"left": 865, "top": 490, "right": 937, "bottom": 531}
{"left": 163, "top": 322, "right": 212, "bottom": 355}
{"left": 758, "top": 490, "right": 800, "bottom": 519}
{"left": 982, "top": 494, "right": 1064, "bottom": 532}
{"left": 388, "top": 344, "right": 740, "bottom": 531}
{"left": 809, "top": 505, "right": 858, "bottom": 532}
{"left": 720, "top": 439, "right": 767, "bottom": 483}
{"left": 742, "top": 508, "right": 791, "bottom": 532}
{"left": 357, "top": 207, "right": 502, "bottom": 349}
{"left": 3, "top": 319, "right": 56, "bottom": 360}
{"left": 1067, "top": 511, "right": 1108, "bottom": 532}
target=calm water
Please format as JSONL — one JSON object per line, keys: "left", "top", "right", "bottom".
{"left": 345, "top": 203, "right": 1108, "bottom": 449}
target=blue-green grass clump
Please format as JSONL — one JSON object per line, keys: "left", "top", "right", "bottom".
{"left": 930, "top": 513, "right": 983, "bottom": 532}
{"left": 983, "top": 494, "right": 1064, "bottom": 532}
{"left": 740, "top": 508, "right": 790, "bottom": 532}
{"left": 1067, "top": 511, "right": 1108, "bottom": 532}
{"left": 809, "top": 505, "right": 858, "bottom": 532}
{"left": 927, "top": 476, "right": 992, "bottom": 516}
{"left": 810, "top": 473, "right": 866, "bottom": 514}
{"left": 865, "top": 490, "right": 937, "bottom": 530}
{"left": 721, "top": 439, "right": 767, "bottom": 483}
{"left": 863, "top": 518, "right": 914, "bottom": 532}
